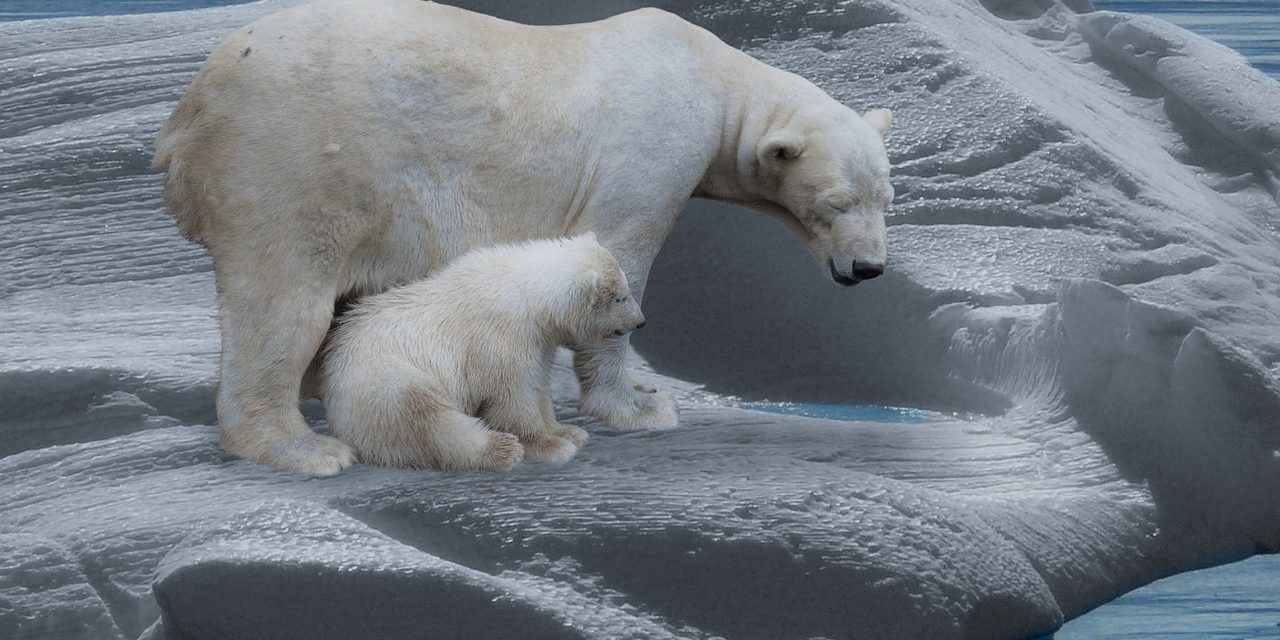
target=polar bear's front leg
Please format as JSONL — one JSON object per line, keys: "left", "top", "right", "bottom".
{"left": 573, "top": 334, "right": 679, "bottom": 431}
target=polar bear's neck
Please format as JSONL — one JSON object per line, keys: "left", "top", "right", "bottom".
{"left": 696, "top": 51, "right": 832, "bottom": 205}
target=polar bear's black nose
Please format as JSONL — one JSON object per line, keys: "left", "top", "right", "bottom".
{"left": 852, "top": 262, "right": 885, "bottom": 280}
{"left": 636, "top": 320, "right": 646, "bottom": 330}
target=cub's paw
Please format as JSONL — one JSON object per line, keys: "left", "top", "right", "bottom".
{"left": 582, "top": 382, "right": 679, "bottom": 431}
{"left": 551, "top": 423, "right": 590, "bottom": 447}
{"left": 521, "top": 434, "right": 579, "bottom": 464}
{"left": 481, "top": 432, "right": 525, "bottom": 471}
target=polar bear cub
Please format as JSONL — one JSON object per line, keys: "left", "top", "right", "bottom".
{"left": 320, "top": 233, "right": 646, "bottom": 472}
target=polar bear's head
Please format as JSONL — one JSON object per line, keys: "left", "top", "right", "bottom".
{"left": 755, "top": 105, "right": 893, "bottom": 287}
{"left": 558, "top": 234, "right": 645, "bottom": 343}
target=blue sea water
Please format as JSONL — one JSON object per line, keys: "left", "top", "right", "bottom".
{"left": 1055, "top": 555, "right": 1280, "bottom": 639}
{"left": 0, "top": 0, "right": 250, "bottom": 21}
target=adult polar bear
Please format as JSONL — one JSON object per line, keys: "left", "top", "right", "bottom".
{"left": 155, "top": 0, "right": 894, "bottom": 475}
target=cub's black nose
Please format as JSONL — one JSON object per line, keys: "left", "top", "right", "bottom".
{"left": 852, "top": 262, "right": 885, "bottom": 280}
{"left": 635, "top": 321, "right": 646, "bottom": 330}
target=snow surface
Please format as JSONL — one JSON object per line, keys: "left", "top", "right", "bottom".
{"left": 1, "top": 0, "right": 1278, "bottom": 639}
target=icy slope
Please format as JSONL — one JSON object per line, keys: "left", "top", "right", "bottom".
{"left": 1, "top": 0, "right": 1278, "bottom": 639}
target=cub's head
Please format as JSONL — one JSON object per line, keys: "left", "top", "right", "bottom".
{"left": 560, "top": 233, "right": 645, "bottom": 344}
{"left": 755, "top": 104, "right": 893, "bottom": 287}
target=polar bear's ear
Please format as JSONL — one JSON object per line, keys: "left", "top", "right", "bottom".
{"left": 580, "top": 230, "right": 598, "bottom": 244}
{"left": 863, "top": 108, "right": 892, "bottom": 136}
{"left": 757, "top": 130, "right": 805, "bottom": 168}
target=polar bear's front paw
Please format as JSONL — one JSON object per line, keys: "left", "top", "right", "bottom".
{"left": 522, "top": 434, "right": 579, "bottom": 464}
{"left": 581, "top": 382, "right": 679, "bottom": 431}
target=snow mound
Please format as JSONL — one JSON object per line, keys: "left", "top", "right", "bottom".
{"left": 0, "top": 532, "right": 123, "bottom": 640}
{"left": 153, "top": 500, "right": 684, "bottom": 640}
{"left": 1079, "top": 11, "right": 1280, "bottom": 177}
{"left": 2, "top": 0, "right": 1279, "bottom": 638}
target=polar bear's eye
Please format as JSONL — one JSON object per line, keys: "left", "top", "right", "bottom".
{"left": 614, "top": 295, "right": 625, "bottom": 304}
{"left": 824, "top": 197, "right": 854, "bottom": 213}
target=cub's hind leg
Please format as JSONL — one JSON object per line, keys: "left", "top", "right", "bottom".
{"left": 351, "top": 385, "right": 523, "bottom": 472}
{"left": 424, "top": 410, "right": 525, "bottom": 472}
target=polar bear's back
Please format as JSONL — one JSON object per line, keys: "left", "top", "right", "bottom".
{"left": 153, "top": 0, "right": 714, "bottom": 260}
{"left": 165, "top": 0, "right": 694, "bottom": 142}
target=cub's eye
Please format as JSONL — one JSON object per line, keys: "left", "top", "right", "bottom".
{"left": 614, "top": 295, "right": 625, "bottom": 304}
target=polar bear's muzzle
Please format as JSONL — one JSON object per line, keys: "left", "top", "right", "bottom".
{"left": 828, "top": 258, "right": 885, "bottom": 287}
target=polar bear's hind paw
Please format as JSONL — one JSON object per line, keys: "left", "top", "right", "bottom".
{"left": 251, "top": 431, "right": 356, "bottom": 477}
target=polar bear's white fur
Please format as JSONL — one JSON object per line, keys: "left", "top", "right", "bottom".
{"left": 154, "top": 0, "right": 894, "bottom": 475}
{"left": 319, "top": 234, "right": 644, "bottom": 472}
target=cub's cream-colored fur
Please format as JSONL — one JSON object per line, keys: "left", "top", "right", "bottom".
{"left": 320, "top": 234, "right": 644, "bottom": 472}
{"left": 154, "top": 0, "right": 893, "bottom": 475}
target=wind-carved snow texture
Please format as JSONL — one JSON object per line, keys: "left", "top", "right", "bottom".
{"left": 1, "top": 0, "right": 1278, "bottom": 639}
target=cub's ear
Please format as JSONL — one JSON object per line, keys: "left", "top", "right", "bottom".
{"left": 582, "top": 269, "right": 603, "bottom": 296}
{"left": 568, "top": 269, "right": 599, "bottom": 305}
{"left": 579, "top": 230, "right": 598, "bottom": 244}
{"left": 863, "top": 108, "right": 892, "bottom": 136}
{"left": 757, "top": 129, "right": 805, "bottom": 169}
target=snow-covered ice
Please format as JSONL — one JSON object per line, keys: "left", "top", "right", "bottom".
{"left": 1, "top": 0, "right": 1278, "bottom": 639}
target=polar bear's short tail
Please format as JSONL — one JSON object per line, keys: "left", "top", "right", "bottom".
{"left": 152, "top": 93, "right": 209, "bottom": 245}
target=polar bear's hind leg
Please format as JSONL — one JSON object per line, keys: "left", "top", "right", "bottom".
{"left": 214, "top": 264, "right": 355, "bottom": 476}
